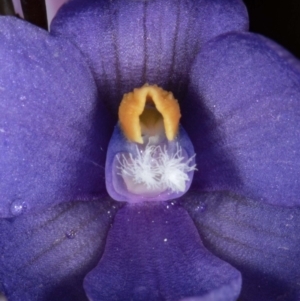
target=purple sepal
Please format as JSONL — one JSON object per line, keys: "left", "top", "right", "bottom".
{"left": 105, "top": 124, "right": 196, "bottom": 203}
{"left": 184, "top": 32, "right": 300, "bottom": 206}
{"left": 84, "top": 202, "right": 241, "bottom": 301}
{"left": 0, "top": 17, "right": 114, "bottom": 218}
{"left": 182, "top": 191, "right": 300, "bottom": 301}
{"left": 0, "top": 197, "right": 122, "bottom": 301}
{"left": 51, "top": 0, "right": 248, "bottom": 112}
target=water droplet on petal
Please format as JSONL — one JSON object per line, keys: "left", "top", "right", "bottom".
{"left": 10, "top": 200, "right": 27, "bottom": 216}
{"left": 195, "top": 204, "right": 206, "bottom": 213}
{"left": 65, "top": 230, "right": 76, "bottom": 239}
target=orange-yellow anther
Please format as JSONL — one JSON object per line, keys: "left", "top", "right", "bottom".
{"left": 118, "top": 84, "right": 181, "bottom": 143}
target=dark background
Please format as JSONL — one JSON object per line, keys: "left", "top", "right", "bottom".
{"left": 243, "top": 0, "right": 300, "bottom": 58}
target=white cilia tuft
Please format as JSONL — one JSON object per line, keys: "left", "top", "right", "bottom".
{"left": 118, "top": 143, "right": 196, "bottom": 194}
{"left": 158, "top": 145, "right": 196, "bottom": 193}
{"left": 117, "top": 145, "right": 161, "bottom": 190}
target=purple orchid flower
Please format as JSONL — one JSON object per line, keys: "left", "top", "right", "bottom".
{"left": 0, "top": 0, "right": 300, "bottom": 300}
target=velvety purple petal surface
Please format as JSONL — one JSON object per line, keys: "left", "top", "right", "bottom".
{"left": 183, "top": 32, "right": 300, "bottom": 206}
{"left": 51, "top": 0, "right": 248, "bottom": 113}
{"left": 0, "top": 17, "right": 114, "bottom": 218}
{"left": 0, "top": 197, "right": 122, "bottom": 301}
{"left": 181, "top": 191, "right": 300, "bottom": 301}
{"left": 84, "top": 202, "right": 241, "bottom": 301}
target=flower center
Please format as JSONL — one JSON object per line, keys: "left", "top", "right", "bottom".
{"left": 105, "top": 85, "right": 196, "bottom": 203}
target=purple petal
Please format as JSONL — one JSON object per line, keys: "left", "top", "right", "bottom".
{"left": 181, "top": 191, "right": 300, "bottom": 301}
{"left": 84, "top": 203, "right": 241, "bottom": 301}
{"left": 0, "top": 17, "right": 114, "bottom": 217}
{"left": 0, "top": 197, "right": 122, "bottom": 301}
{"left": 184, "top": 32, "right": 300, "bottom": 206}
{"left": 50, "top": 0, "right": 248, "bottom": 112}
